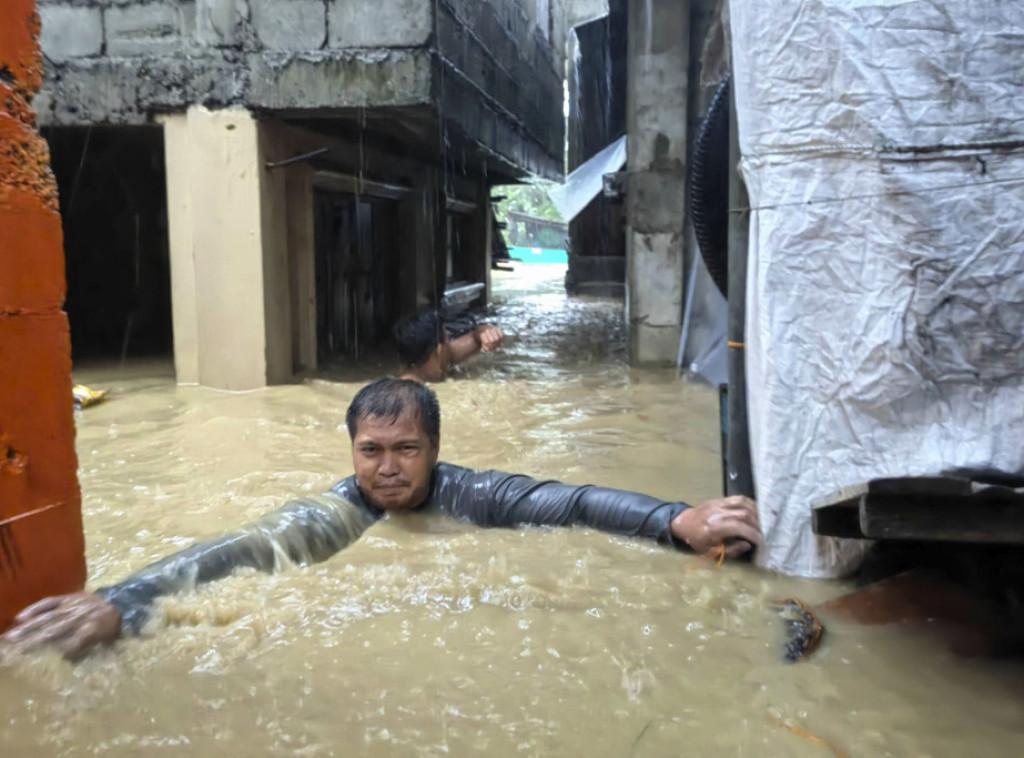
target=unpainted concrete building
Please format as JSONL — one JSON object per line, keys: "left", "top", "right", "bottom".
{"left": 38, "top": 0, "right": 568, "bottom": 388}
{"left": 567, "top": 0, "right": 725, "bottom": 365}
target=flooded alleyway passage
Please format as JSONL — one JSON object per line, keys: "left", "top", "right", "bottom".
{"left": 3, "top": 266, "right": 1024, "bottom": 756}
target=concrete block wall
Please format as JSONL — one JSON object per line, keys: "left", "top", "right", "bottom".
{"left": 437, "top": 0, "right": 565, "bottom": 174}
{"left": 36, "top": 0, "right": 566, "bottom": 180}
{"left": 105, "top": 2, "right": 190, "bottom": 56}
{"left": 327, "top": 0, "right": 431, "bottom": 47}
{"left": 38, "top": 4, "right": 104, "bottom": 60}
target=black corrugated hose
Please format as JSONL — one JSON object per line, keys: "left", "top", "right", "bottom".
{"left": 689, "top": 75, "right": 732, "bottom": 297}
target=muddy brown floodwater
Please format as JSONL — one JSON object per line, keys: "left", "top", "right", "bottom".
{"left": 3, "top": 265, "right": 1024, "bottom": 757}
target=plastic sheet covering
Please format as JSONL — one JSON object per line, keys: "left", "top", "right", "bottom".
{"left": 730, "top": 1, "right": 1024, "bottom": 577}
{"left": 548, "top": 136, "right": 626, "bottom": 222}
{"left": 679, "top": 254, "right": 727, "bottom": 387}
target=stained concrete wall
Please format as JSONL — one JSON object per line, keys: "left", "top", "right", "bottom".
{"left": 625, "top": 0, "right": 689, "bottom": 365}
{"left": 35, "top": 0, "right": 567, "bottom": 181}
{"left": 0, "top": 0, "right": 86, "bottom": 632}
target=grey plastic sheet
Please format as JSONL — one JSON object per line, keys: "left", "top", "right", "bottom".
{"left": 548, "top": 136, "right": 627, "bottom": 222}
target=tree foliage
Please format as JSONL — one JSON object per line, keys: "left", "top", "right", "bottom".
{"left": 493, "top": 183, "right": 564, "bottom": 224}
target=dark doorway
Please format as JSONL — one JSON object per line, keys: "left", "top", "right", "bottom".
{"left": 313, "top": 191, "right": 399, "bottom": 363}
{"left": 45, "top": 126, "right": 172, "bottom": 361}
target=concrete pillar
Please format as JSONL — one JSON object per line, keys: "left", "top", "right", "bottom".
{"left": 0, "top": 0, "right": 85, "bottom": 632}
{"left": 161, "top": 106, "right": 293, "bottom": 390}
{"left": 161, "top": 112, "right": 199, "bottom": 384}
{"left": 625, "top": 0, "right": 689, "bottom": 365}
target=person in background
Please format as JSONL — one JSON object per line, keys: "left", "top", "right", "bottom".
{"left": 394, "top": 309, "right": 504, "bottom": 383}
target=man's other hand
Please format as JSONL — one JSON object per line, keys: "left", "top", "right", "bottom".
{"left": 0, "top": 593, "right": 122, "bottom": 660}
{"left": 476, "top": 325, "right": 505, "bottom": 352}
{"left": 670, "top": 495, "right": 762, "bottom": 560}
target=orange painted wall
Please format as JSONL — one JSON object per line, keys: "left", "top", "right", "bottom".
{"left": 0, "top": 0, "right": 86, "bottom": 632}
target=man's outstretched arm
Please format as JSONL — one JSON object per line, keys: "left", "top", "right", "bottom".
{"left": 434, "top": 465, "right": 761, "bottom": 558}
{"left": 0, "top": 489, "right": 377, "bottom": 659}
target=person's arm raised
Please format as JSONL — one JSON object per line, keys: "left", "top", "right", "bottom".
{"left": 447, "top": 325, "right": 505, "bottom": 365}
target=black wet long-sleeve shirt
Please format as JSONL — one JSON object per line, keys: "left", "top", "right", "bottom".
{"left": 98, "top": 463, "right": 691, "bottom": 633}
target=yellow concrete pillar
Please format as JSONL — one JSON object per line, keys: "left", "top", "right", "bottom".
{"left": 161, "top": 106, "right": 280, "bottom": 390}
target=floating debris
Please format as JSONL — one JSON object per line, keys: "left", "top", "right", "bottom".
{"left": 772, "top": 719, "right": 848, "bottom": 758}
{"left": 73, "top": 385, "right": 108, "bottom": 409}
{"left": 778, "top": 597, "right": 825, "bottom": 662}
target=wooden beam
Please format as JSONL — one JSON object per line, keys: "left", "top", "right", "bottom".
{"left": 812, "top": 476, "right": 1024, "bottom": 545}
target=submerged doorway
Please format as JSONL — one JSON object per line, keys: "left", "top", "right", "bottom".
{"left": 313, "top": 191, "right": 400, "bottom": 363}
{"left": 45, "top": 126, "right": 173, "bottom": 364}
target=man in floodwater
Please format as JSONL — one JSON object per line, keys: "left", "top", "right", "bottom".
{"left": 395, "top": 309, "right": 505, "bottom": 383}
{"left": 2, "top": 378, "right": 761, "bottom": 660}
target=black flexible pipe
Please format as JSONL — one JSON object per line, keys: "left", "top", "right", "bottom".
{"left": 689, "top": 76, "right": 731, "bottom": 297}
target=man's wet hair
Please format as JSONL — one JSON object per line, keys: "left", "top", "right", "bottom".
{"left": 393, "top": 309, "right": 446, "bottom": 367}
{"left": 346, "top": 378, "right": 441, "bottom": 441}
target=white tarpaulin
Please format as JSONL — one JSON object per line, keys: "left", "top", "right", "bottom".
{"left": 548, "top": 136, "right": 627, "bottom": 222}
{"left": 730, "top": 1, "right": 1024, "bottom": 577}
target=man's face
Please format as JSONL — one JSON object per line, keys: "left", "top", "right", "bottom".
{"left": 351, "top": 408, "right": 439, "bottom": 510}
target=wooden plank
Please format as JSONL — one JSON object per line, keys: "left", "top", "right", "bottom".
{"left": 859, "top": 493, "right": 1024, "bottom": 544}
{"left": 812, "top": 476, "right": 973, "bottom": 510}
{"left": 813, "top": 476, "right": 1024, "bottom": 542}
{"left": 811, "top": 496, "right": 863, "bottom": 539}
{"left": 866, "top": 476, "right": 973, "bottom": 497}
{"left": 811, "top": 482, "right": 867, "bottom": 510}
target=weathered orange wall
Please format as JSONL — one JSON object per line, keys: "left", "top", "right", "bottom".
{"left": 0, "top": 0, "right": 86, "bottom": 632}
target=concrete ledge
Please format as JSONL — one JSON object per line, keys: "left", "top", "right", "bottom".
{"left": 37, "top": 55, "right": 248, "bottom": 126}
{"left": 248, "top": 49, "right": 433, "bottom": 110}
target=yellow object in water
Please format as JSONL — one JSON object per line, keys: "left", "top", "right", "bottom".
{"left": 72, "top": 385, "right": 108, "bottom": 409}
